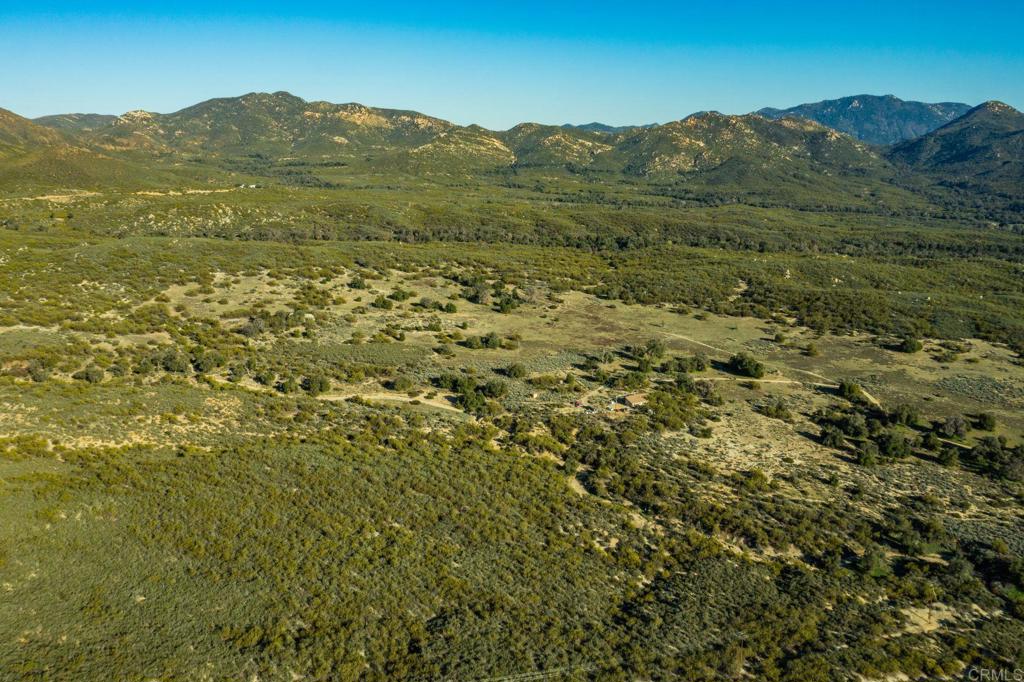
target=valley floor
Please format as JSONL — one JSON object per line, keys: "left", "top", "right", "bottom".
{"left": 1, "top": 231, "right": 1023, "bottom": 680}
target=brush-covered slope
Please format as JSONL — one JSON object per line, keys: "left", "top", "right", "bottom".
{"left": 0, "top": 107, "right": 154, "bottom": 191}
{"left": 887, "top": 101, "right": 1024, "bottom": 190}
{"left": 78, "top": 91, "right": 455, "bottom": 157}
{"left": 49, "top": 91, "right": 526, "bottom": 172}
{"left": 392, "top": 125, "right": 515, "bottom": 171}
{"left": 500, "top": 123, "right": 613, "bottom": 167}
{"left": 0, "top": 107, "right": 65, "bottom": 154}
{"left": 33, "top": 113, "right": 119, "bottom": 133}
{"left": 758, "top": 95, "right": 971, "bottom": 145}
{"left": 591, "top": 111, "right": 888, "bottom": 177}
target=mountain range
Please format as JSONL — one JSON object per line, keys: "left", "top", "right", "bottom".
{"left": 0, "top": 92, "right": 1019, "bottom": 205}
{"left": 0, "top": 91, "right": 885, "bottom": 178}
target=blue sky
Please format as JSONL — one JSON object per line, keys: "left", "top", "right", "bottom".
{"left": 2, "top": 1, "right": 1022, "bottom": 128}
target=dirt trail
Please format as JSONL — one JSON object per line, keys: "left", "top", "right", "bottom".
{"left": 662, "top": 331, "right": 730, "bottom": 356}
{"left": 11, "top": 191, "right": 101, "bottom": 203}
{"left": 320, "top": 391, "right": 462, "bottom": 413}
{"left": 202, "top": 375, "right": 465, "bottom": 413}
{"left": 662, "top": 331, "right": 882, "bottom": 407}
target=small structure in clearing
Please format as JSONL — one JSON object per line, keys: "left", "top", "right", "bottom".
{"left": 622, "top": 393, "right": 648, "bottom": 408}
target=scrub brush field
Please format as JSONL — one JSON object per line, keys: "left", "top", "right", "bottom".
{"left": 1, "top": 229, "right": 1022, "bottom": 681}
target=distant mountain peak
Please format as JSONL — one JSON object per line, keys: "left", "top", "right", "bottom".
{"left": 683, "top": 110, "right": 725, "bottom": 120}
{"left": 887, "top": 99, "right": 1023, "bottom": 190}
{"left": 561, "top": 122, "right": 655, "bottom": 134}
{"left": 117, "top": 110, "right": 156, "bottom": 124}
{"left": 972, "top": 100, "right": 1017, "bottom": 115}
{"left": 226, "top": 90, "right": 301, "bottom": 103}
{"left": 756, "top": 94, "right": 972, "bottom": 145}
{"left": 846, "top": 95, "right": 897, "bottom": 109}
{"left": 942, "top": 101, "right": 1023, "bottom": 131}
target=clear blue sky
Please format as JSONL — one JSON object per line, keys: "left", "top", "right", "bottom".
{"left": 2, "top": 1, "right": 1022, "bottom": 129}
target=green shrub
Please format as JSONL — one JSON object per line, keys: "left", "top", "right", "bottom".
{"left": 760, "top": 398, "right": 792, "bottom": 422}
{"left": 727, "top": 353, "right": 765, "bottom": 378}
{"left": 504, "top": 363, "right": 527, "bottom": 379}
{"left": 820, "top": 425, "right": 845, "bottom": 449}
{"left": 27, "top": 360, "right": 50, "bottom": 382}
{"left": 938, "top": 415, "right": 967, "bottom": 439}
{"left": 877, "top": 431, "right": 912, "bottom": 459}
{"left": 837, "top": 380, "right": 863, "bottom": 402}
{"left": 856, "top": 441, "right": 879, "bottom": 466}
{"left": 72, "top": 365, "right": 105, "bottom": 384}
{"left": 302, "top": 374, "right": 331, "bottom": 395}
{"left": 389, "top": 376, "right": 415, "bottom": 392}
{"left": 897, "top": 337, "right": 923, "bottom": 353}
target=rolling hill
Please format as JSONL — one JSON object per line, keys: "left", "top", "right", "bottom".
{"left": 0, "top": 107, "right": 66, "bottom": 154}
{"left": 0, "top": 107, "right": 204, "bottom": 191}
{"left": 76, "top": 91, "right": 456, "bottom": 158}
{"left": 500, "top": 123, "right": 613, "bottom": 167}
{"left": 590, "top": 111, "right": 886, "bottom": 176}
{"left": 0, "top": 108, "right": 125, "bottom": 189}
